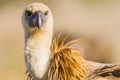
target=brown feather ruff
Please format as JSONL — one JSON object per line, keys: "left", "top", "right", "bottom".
{"left": 48, "top": 34, "right": 90, "bottom": 80}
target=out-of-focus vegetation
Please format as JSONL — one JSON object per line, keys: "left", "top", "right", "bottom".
{"left": 0, "top": 0, "right": 120, "bottom": 80}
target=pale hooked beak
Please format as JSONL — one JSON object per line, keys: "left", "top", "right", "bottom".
{"left": 29, "top": 11, "right": 44, "bottom": 28}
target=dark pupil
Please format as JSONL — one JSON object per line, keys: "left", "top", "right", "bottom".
{"left": 26, "top": 10, "right": 32, "bottom": 16}
{"left": 44, "top": 11, "right": 48, "bottom": 16}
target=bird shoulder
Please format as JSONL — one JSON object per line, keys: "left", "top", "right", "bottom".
{"left": 85, "top": 65, "right": 120, "bottom": 80}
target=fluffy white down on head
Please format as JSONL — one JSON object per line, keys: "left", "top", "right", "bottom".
{"left": 22, "top": 2, "right": 53, "bottom": 35}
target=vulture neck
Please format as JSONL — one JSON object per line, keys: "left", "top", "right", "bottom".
{"left": 24, "top": 28, "right": 53, "bottom": 79}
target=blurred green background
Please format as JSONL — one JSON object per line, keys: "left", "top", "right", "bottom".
{"left": 0, "top": 0, "right": 120, "bottom": 80}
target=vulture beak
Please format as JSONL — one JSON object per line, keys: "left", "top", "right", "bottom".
{"left": 29, "top": 11, "right": 44, "bottom": 28}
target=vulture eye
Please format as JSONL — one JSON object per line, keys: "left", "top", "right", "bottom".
{"left": 25, "top": 10, "right": 32, "bottom": 17}
{"left": 44, "top": 11, "right": 48, "bottom": 16}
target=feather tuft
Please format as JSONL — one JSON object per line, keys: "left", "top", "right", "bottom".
{"left": 49, "top": 34, "right": 89, "bottom": 80}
